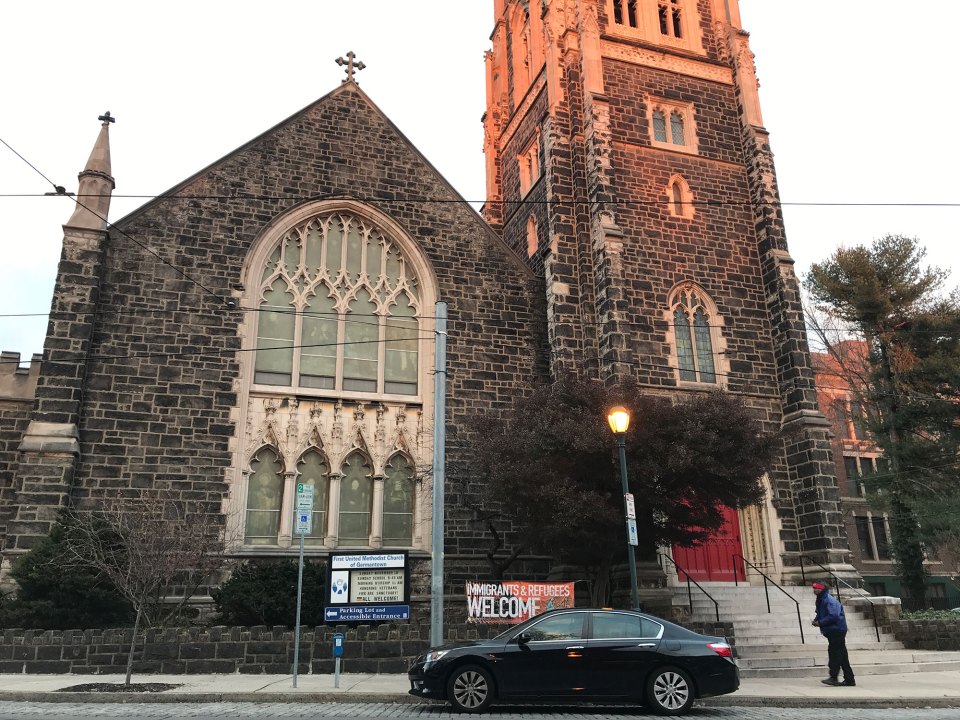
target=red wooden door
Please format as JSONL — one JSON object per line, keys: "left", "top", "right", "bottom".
{"left": 671, "top": 506, "right": 744, "bottom": 582}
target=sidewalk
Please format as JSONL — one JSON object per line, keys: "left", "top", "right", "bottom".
{"left": 0, "top": 671, "right": 959, "bottom": 708}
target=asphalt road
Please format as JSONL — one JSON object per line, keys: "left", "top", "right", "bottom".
{"left": 0, "top": 704, "right": 958, "bottom": 719}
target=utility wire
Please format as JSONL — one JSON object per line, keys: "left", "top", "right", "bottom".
{"left": 1, "top": 190, "right": 959, "bottom": 207}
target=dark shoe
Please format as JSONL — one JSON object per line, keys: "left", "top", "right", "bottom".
{"left": 842, "top": 679, "right": 856, "bottom": 686}
{"left": 821, "top": 678, "right": 841, "bottom": 686}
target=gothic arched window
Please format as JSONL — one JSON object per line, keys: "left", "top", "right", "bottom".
{"left": 297, "top": 449, "right": 328, "bottom": 546}
{"left": 382, "top": 454, "right": 415, "bottom": 547}
{"left": 666, "top": 174, "right": 694, "bottom": 219}
{"left": 254, "top": 211, "right": 421, "bottom": 398}
{"left": 668, "top": 284, "right": 722, "bottom": 384}
{"left": 244, "top": 447, "right": 284, "bottom": 545}
{"left": 338, "top": 452, "right": 373, "bottom": 547}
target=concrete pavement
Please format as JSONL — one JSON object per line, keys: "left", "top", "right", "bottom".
{"left": 0, "top": 671, "right": 959, "bottom": 708}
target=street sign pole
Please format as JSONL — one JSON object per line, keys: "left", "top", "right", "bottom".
{"left": 292, "top": 532, "right": 305, "bottom": 688}
{"left": 291, "top": 483, "right": 313, "bottom": 688}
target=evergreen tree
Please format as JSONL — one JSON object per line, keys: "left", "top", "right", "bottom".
{"left": 806, "top": 235, "right": 960, "bottom": 609}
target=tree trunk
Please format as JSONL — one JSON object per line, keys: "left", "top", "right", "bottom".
{"left": 125, "top": 604, "right": 143, "bottom": 686}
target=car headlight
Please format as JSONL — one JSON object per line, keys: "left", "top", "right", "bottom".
{"left": 424, "top": 650, "right": 449, "bottom": 665}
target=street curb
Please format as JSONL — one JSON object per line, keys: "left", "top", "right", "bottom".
{"left": 0, "top": 692, "right": 957, "bottom": 709}
{"left": 0, "top": 692, "right": 428, "bottom": 704}
{"left": 701, "top": 697, "right": 960, "bottom": 709}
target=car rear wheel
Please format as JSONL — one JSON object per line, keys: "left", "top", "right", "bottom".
{"left": 645, "top": 666, "right": 694, "bottom": 715}
{"left": 447, "top": 664, "right": 494, "bottom": 713}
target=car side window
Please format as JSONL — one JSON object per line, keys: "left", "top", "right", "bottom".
{"left": 640, "top": 617, "right": 664, "bottom": 638}
{"left": 591, "top": 612, "right": 645, "bottom": 639}
{"left": 523, "top": 612, "right": 585, "bottom": 641}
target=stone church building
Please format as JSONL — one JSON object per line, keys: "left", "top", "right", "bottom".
{"left": 1, "top": 0, "right": 856, "bottom": 606}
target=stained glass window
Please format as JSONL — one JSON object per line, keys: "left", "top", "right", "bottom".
{"left": 244, "top": 448, "right": 284, "bottom": 545}
{"left": 671, "top": 286, "right": 719, "bottom": 384}
{"left": 254, "top": 211, "right": 420, "bottom": 396}
{"left": 382, "top": 455, "right": 414, "bottom": 546}
{"left": 339, "top": 453, "right": 372, "bottom": 546}
{"left": 298, "top": 450, "right": 328, "bottom": 546}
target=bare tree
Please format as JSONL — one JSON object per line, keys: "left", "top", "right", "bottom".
{"left": 60, "top": 491, "right": 229, "bottom": 685}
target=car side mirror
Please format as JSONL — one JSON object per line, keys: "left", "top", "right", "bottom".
{"left": 516, "top": 632, "right": 531, "bottom": 645}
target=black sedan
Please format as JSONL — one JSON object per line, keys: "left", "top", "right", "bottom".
{"left": 408, "top": 608, "right": 738, "bottom": 715}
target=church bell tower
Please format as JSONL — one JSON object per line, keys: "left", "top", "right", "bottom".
{"left": 483, "top": 0, "right": 858, "bottom": 585}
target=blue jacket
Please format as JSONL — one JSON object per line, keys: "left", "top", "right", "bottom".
{"left": 814, "top": 590, "right": 848, "bottom": 635}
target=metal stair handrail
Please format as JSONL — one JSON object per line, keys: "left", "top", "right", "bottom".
{"left": 658, "top": 553, "right": 720, "bottom": 622}
{"left": 799, "top": 554, "right": 881, "bottom": 642}
{"left": 733, "top": 553, "right": 805, "bottom": 644}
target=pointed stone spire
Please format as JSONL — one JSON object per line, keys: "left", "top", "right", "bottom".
{"left": 65, "top": 112, "right": 116, "bottom": 231}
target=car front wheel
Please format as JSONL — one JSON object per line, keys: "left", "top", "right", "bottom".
{"left": 645, "top": 666, "right": 695, "bottom": 715}
{"left": 447, "top": 664, "right": 494, "bottom": 713}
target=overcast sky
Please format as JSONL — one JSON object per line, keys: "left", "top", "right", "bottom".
{"left": 1, "top": 1, "right": 957, "bottom": 363}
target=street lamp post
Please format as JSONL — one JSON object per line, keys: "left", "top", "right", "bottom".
{"left": 608, "top": 406, "right": 640, "bottom": 610}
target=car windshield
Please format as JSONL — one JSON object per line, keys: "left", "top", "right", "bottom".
{"left": 489, "top": 613, "right": 542, "bottom": 641}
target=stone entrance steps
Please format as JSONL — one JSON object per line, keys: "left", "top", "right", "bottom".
{"left": 670, "top": 583, "right": 957, "bottom": 678}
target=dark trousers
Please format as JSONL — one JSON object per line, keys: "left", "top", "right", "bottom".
{"left": 826, "top": 631, "right": 854, "bottom": 681}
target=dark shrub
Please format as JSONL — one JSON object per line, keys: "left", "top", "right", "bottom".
{"left": 1, "top": 524, "right": 132, "bottom": 630}
{"left": 212, "top": 560, "right": 327, "bottom": 627}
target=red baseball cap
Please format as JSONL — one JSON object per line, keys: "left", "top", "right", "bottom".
{"left": 811, "top": 582, "right": 827, "bottom": 590}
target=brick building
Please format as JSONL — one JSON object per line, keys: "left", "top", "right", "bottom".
{"left": 813, "top": 341, "right": 960, "bottom": 608}
{"left": 1, "top": 0, "right": 857, "bottom": 607}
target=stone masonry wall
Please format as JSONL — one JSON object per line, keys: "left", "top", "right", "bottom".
{"left": 892, "top": 618, "right": 960, "bottom": 652}
{"left": 0, "top": 619, "right": 736, "bottom": 675}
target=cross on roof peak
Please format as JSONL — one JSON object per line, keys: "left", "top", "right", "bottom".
{"left": 336, "top": 51, "right": 366, "bottom": 84}
{"left": 98, "top": 111, "right": 115, "bottom": 125}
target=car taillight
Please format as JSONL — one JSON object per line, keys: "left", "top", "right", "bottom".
{"left": 707, "top": 642, "right": 732, "bottom": 658}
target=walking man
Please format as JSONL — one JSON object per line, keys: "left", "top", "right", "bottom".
{"left": 812, "top": 582, "right": 855, "bottom": 686}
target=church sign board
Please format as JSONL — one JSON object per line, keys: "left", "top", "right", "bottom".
{"left": 325, "top": 552, "right": 410, "bottom": 623}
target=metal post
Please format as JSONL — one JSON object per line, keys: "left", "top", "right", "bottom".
{"left": 617, "top": 435, "right": 640, "bottom": 610}
{"left": 430, "top": 301, "right": 448, "bottom": 647}
{"left": 292, "top": 533, "right": 305, "bottom": 688}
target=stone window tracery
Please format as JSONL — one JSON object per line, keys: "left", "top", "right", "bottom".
{"left": 518, "top": 131, "right": 542, "bottom": 196}
{"left": 648, "top": 98, "right": 697, "bottom": 154}
{"left": 606, "top": 0, "right": 704, "bottom": 54}
{"left": 665, "top": 283, "right": 726, "bottom": 385}
{"left": 658, "top": 0, "right": 683, "bottom": 39}
{"left": 253, "top": 210, "right": 421, "bottom": 398}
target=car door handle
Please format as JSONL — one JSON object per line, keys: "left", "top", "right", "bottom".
{"left": 637, "top": 643, "right": 657, "bottom": 648}
{"left": 565, "top": 645, "right": 585, "bottom": 650}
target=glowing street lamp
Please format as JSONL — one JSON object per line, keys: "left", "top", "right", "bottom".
{"left": 608, "top": 406, "right": 640, "bottom": 609}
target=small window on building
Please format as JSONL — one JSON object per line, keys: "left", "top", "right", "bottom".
{"left": 855, "top": 515, "right": 874, "bottom": 560}
{"left": 659, "top": 0, "right": 683, "bottom": 39}
{"left": 872, "top": 516, "right": 891, "bottom": 560}
{"left": 648, "top": 98, "right": 697, "bottom": 154}
{"left": 519, "top": 132, "right": 542, "bottom": 196}
{"left": 612, "top": 0, "right": 640, "bottom": 29}
{"left": 666, "top": 175, "right": 694, "bottom": 219}
{"left": 526, "top": 215, "right": 538, "bottom": 257}
{"left": 843, "top": 456, "right": 861, "bottom": 497}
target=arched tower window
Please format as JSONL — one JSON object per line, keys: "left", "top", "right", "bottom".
{"left": 338, "top": 452, "right": 373, "bottom": 547}
{"left": 297, "top": 449, "right": 328, "bottom": 547}
{"left": 666, "top": 175, "right": 694, "bottom": 219}
{"left": 659, "top": 0, "right": 683, "bottom": 38}
{"left": 382, "top": 454, "right": 415, "bottom": 546}
{"left": 526, "top": 215, "right": 538, "bottom": 257}
{"left": 253, "top": 210, "right": 422, "bottom": 398}
{"left": 666, "top": 283, "right": 726, "bottom": 385}
{"left": 244, "top": 447, "right": 284, "bottom": 545}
